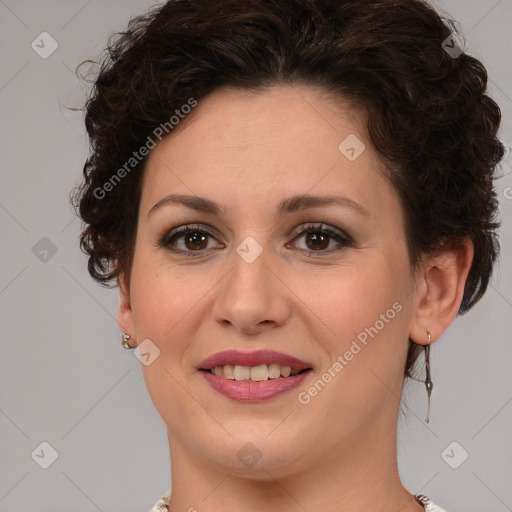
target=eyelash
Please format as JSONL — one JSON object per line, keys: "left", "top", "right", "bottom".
{"left": 158, "top": 223, "right": 353, "bottom": 257}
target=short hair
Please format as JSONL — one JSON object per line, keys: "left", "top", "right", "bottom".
{"left": 71, "top": 0, "right": 504, "bottom": 376}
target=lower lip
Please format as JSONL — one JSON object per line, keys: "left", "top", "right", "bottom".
{"left": 200, "top": 370, "right": 312, "bottom": 402}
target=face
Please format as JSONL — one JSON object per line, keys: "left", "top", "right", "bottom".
{"left": 120, "top": 85, "right": 421, "bottom": 478}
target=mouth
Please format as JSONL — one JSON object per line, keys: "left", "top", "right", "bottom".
{"left": 197, "top": 349, "right": 313, "bottom": 380}
{"left": 197, "top": 349, "right": 314, "bottom": 401}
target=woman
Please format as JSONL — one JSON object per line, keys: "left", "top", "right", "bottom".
{"left": 72, "top": 0, "right": 504, "bottom": 510}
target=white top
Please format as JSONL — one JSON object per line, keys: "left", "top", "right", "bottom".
{"left": 149, "top": 490, "right": 447, "bottom": 511}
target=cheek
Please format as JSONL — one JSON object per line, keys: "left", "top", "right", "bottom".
{"left": 300, "top": 257, "right": 407, "bottom": 348}
{"left": 129, "top": 249, "right": 181, "bottom": 341}
{"left": 299, "top": 262, "right": 410, "bottom": 410}
{"left": 129, "top": 248, "right": 218, "bottom": 345}
{"left": 128, "top": 256, "right": 203, "bottom": 415}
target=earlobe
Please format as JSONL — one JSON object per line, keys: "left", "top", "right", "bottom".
{"left": 409, "top": 238, "right": 474, "bottom": 345}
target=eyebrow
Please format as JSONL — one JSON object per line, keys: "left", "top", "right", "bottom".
{"left": 147, "top": 193, "right": 370, "bottom": 219}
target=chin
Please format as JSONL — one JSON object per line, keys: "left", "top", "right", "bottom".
{"left": 192, "top": 430, "right": 312, "bottom": 476}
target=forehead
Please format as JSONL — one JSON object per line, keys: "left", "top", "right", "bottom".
{"left": 140, "top": 85, "right": 397, "bottom": 221}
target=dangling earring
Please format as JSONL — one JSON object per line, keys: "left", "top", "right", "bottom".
{"left": 121, "top": 332, "right": 134, "bottom": 349}
{"left": 423, "top": 330, "right": 433, "bottom": 423}
{"left": 410, "top": 330, "right": 434, "bottom": 423}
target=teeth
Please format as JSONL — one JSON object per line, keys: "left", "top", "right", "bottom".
{"left": 280, "top": 365, "right": 291, "bottom": 378}
{"left": 234, "top": 365, "right": 251, "bottom": 381}
{"left": 209, "top": 364, "right": 303, "bottom": 381}
{"left": 268, "top": 363, "right": 281, "bottom": 379}
{"left": 250, "top": 364, "right": 268, "bottom": 381}
{"left": 223, "top": 365, "right": 235, "bottom": 379}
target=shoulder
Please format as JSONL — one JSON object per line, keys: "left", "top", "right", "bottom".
{"left": 148, "top": 490, "right": 172, "bottom": 512}
{"left": 416, "top": 494, "right": 448, "bottom": 512}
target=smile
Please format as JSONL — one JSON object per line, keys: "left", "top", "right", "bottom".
{"left": 200, "top": 366, "right": 313, "bottom": 402}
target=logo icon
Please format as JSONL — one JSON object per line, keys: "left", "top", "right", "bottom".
{"left": 31, "top": 441, "right": 59, "bottom": 469}
{"left": 237, "top": 442, "right": 263, "bottom": 468}
{"left": 134, "top": 338, "right": 161, "bottom": 366}
{"left": 338, "top": 134, "right": 366, "bottom": 161}
{"left": 31, "top": 32, "right": 59, "bottom": 59}
{"left": 441, "top": 33, "right": 466, "bottom": 59}
{"left": 236, "top": 236, "right": 263, "bottom": 263}
{"left": 441, "top": 441, "right": 469, "bottom": 469}
{"left": 32, "top": 237, "right": 58, "bottom": 263}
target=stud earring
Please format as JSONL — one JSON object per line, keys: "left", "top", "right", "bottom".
{"left": 121, "top": 332, "right": 134, "bottom": 349}
{"left": 410, "top": 330, "right": 434, "bottom": 423}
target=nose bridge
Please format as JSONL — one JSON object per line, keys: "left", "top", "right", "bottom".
{"left": 232, "top": 238, "right": 271, "bottom": 294}
{"left": 212, "top": 235, "right": 290, "bottom": 332}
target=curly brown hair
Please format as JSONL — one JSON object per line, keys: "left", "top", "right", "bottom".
{"left": 71, "top": 0, "right": 504, "bottom": 376}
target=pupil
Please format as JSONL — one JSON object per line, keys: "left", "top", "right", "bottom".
{"left": 306, "top": 232, "right": 328, "bottom": 250}
{"left": 186, "top": 232, "right": 207, "bottom": 250}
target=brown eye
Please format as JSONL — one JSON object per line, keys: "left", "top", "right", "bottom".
{"left": 290, "top": 223, "right": 353, "bottom": 255}
{"left": 182, "top": 231, "right": 209, "bottom": 251}
{"left": 160, "top": 224, "right": 222, "bottom": 256}
{"left": 304, "top": 232, "right": 330, "bottom": 251}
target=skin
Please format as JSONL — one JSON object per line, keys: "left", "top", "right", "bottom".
{"left": 117, "top": 85, "right": 473, "bottom": 512}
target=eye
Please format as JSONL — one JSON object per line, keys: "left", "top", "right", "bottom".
{"left": 159, "top": 222, "right": 353, "bottom": 257}
{"left": 159, "top": 224, "right": 222, "bottom": 256}
{"left": 287, "top": 223, "right": 353, "bottom": 255}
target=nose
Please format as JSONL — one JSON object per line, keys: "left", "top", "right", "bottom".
{"left": 211, "top": 242, "right": 291, "bottom": 335}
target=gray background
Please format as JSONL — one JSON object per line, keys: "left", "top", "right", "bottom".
{"left": 0, "top": 0, "right": 510, "bottom": 511}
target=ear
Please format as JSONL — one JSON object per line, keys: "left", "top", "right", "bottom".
{"left": 409, "top": 238, "right": 474, "bottom": 345}
{"left": 117, "top": 268, "right": 136, "bottom": 347}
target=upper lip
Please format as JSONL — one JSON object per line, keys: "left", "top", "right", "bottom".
{"left": 198, "top": 350, "right": 313, "bottom": 371}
